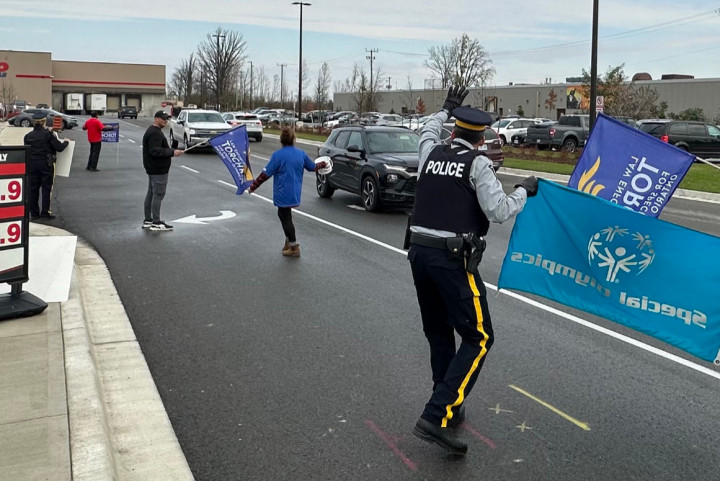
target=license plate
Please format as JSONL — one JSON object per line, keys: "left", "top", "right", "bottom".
{"left": 478, "top": 144, "right": 488, "bottom": 151}
{"left": 513, "top": 139, "right": 519, "bottom": 144}
{"left": 536, "top": 139, "right": 541, "bottom": 143}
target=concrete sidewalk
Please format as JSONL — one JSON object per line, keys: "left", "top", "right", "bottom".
{"left": 0, "top": 121, "right": 194, "bottom": 480}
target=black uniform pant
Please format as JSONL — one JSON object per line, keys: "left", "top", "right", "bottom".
{"left": 277, "top": 207, "right": 296, "bottom": 243}
{"left": 408, "top": 244, "right": 494, "bottom": 427}
{"left": 28, "top": 162, "right": 55, "bottom": 217}
{"left": 87, "top": 141, "right": 101, "bottom": 170}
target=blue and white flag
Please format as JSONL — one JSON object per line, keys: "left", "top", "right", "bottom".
{"left": 568, "top": 114, "right": 695, "bottom": 217}
{"left": 499, "top": 179, "right": 720, "bottom": 363}
{"left": 209, "top": 125, "right": 254, "bottom": 195}
{"left": 102, "top": 123, "right": 119, "bottom": 143}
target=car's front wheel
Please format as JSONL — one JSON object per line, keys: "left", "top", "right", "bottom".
{"left": 361, "top": 175, "right": 381, "bottom": 212}
{"left": 316, "top": 173, "right": 335, "bottom": 198}
{"left": 20, "top": 119, "right": 31, "bottom": 127}
{"left": 499, "top": 135, "right": 507, "bottom": 146}
{"left": 255, "top": 134, "right": 262, "bottom": 142}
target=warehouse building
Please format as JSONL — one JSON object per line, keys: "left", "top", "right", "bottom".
{"left": 0, "top": 49, "right": 166, "bottom": 116}
{"left": 333, "top": 76, "right": 720, "bottom": 121}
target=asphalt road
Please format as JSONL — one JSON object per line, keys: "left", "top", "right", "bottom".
{"left": 47, "top": 116, "right": 720, "bottom": 481}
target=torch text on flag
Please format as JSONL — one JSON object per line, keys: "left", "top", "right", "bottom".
{"left": 568, "top": 114, "right": 695, "bottom": 217}
{"left": 208, "top": 125, "right": 254, "bottom": 195}
{"left": 499, "top": 179, "right": 720, "bottom": 364}
{"left": 102, "top": 123, "right": 119, "bottom": 143}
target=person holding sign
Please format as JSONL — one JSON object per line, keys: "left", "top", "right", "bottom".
{"left": 82, "top": 111, "right": 113, "bottom": 171}
{"left": 248, "top": 127, "right": 327, "bottom": 257}
{"left": 142, "top": 111, "right": 183, "bottom": 231}
{"left": 23, "top": 111, "right": 69, "bottom": 220}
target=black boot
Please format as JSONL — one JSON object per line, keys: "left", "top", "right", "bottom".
{"left": 447, "top": 405, "right": 466, "bottom": 429}
{"left": 413, "top": 418, "right": 467, "bottom": 456}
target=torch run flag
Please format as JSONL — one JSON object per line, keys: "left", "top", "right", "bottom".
{"left": 568, "top": 114, "right": 695, "bottom": 217}
{"left": 209, "top": 125, "right": 254, "bottom": 194}
{"left": 499, "top": 179, "right": 720, "bottom": 364}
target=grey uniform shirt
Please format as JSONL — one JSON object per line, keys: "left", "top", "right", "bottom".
{"left": 412, "top": 110, "right": 528, "bottom": 237}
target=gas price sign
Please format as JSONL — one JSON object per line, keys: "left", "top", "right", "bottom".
{"left": 0, "top": 146, "right": 30, "bottom": 285}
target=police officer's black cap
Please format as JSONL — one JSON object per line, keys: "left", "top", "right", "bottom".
{"left": 453, "top": 106, "right": 492, "bottom": 132}
{"left": 32, "top": 111, "right": 48, "bottom": 121}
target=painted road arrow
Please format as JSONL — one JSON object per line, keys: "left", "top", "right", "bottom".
{"left": 171, "top": 210, "right": 236, "bottom": 225}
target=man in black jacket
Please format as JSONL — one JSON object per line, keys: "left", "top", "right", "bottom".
{"left": 24, "top": 111, "right": 69, "bottom": 220}
{"left": 142, "top": 110, "right": 183, "bottom": 231}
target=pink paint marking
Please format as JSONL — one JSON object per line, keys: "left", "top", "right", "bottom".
{"left": 462, "top": 423, "right": 497, "bottom": 449}
{"left": 364, "top": 419, "right": 417, "bottom": 472}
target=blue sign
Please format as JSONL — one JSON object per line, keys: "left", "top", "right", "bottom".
{"left": 568, "top": 114, "right": 695, "bottom": 217}
{"left": 208, "top": 125, "right": 253, "bottom": 194}
{"left": 499, "top": 179, "right": 720, "bottom": 363}
{"left": 102, "top": 123, "right": 119, "bottom": 143}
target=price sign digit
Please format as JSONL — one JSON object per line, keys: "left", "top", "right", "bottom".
{"left": 0, "top": 178, "right": 23, "bottom": 204}
{"left": 0, "top": 221, "right": 22, "bottom": 246}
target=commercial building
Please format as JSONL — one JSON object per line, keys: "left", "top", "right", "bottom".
{"left": 333, "top": 76, "right": 720, "bottom": 121}
{"left": 0, "top": 49, "right": 166, "bottom": 116}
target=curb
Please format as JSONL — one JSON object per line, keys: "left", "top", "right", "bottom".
{"left": 36, "top": 224, "right": 194, "bottom": 480}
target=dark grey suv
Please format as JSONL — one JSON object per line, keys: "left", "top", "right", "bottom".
{"left": 638, "top": 119, "right": 720, "bottom": 158}
{"left": 316, "top": 126, "right": 419, "bottom": 211}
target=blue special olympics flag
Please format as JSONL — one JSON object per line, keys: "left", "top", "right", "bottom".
{"left": 102, "top": 123, "right": 119, "bottom": 143}
{"left": 568, "top": 114, "right": 695, "bottom": 217}
{"left": 209, "top": 125, "right": 254, "bottom": 194}
{"left": 499, "top": 179, "right": 720, "bottom": 363}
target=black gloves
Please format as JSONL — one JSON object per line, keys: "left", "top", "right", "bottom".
{"left": 515, "top": 176, "right": 538, "bottom": 197}
{"left": 442, "top": 85, "right": 469, "bottom": 116}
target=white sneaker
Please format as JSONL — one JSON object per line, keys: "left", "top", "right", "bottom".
{"left": 142, "top": 220, "right": 153, "bottom": 229}
{"left": 149, "top": 221, "right": 174, "bottom": 231}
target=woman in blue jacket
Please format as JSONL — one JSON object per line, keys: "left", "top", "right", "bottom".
{"left": 249, "top": 127, "right": 327, "bottom": 257}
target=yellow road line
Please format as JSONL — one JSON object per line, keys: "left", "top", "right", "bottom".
{"left": 509, "top": 385, "right": 591, "bottom": 431}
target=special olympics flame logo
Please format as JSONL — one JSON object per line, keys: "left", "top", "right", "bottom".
{"left": 588, "top": 226, "right": 655, "bottom": 283}
{"left": 578, "top": 156, "right": 605, "bottom": 196}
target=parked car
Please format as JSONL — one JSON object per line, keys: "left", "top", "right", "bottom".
{"left": 118, "top": 105, "right": 138, "bottom": 119}
{"left": 315, "top": 126, "right": 420, "bottom": 211}
{"left": 637, "top": 119, "right": 720, "bottom": 158}
{"left": 169, "top": 109, "right": 232, "bottom": 149}
{"left": 373, "top": 114, "right": 404, "bottom": 126}
{"left": 10, "top": 108, "right": 78, "bottom": 129}
{"left": 525, "top": 114, "right": 590, "bottom": 152}
{"left": 441, "top": 120, "right": 504, "bottom": 171}
{"left": 510, "top": 120, "right": 557, "bottom": 146}
{"left": 221, "top": 111, "right": 263, "bottom": 142}
{"left": 491, "top": 118, "right": 542, "bottom": 146}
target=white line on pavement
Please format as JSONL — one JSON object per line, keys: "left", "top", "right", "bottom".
{"left": 181, "top": 165, "right": 199, "bottom": 173}
{"left": 214, "top": 179, "right": 720, "bottom": 380}
{"left": 127, "top": 139, "right": 136, "bottom": 144}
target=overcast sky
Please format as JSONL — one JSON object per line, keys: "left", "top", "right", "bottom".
{"left": 2, "top": 0, "right": 719, "bottom": 93}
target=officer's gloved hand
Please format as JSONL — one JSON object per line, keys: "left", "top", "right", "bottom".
{"left": 442, "top": 85, "right": 469, "bottom": 117}
{"left": 515, "top": 176, "right": 538, "bottom": 197}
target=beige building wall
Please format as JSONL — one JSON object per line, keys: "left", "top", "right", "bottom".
{"left": 0, "top": 50, "right": 53, "bottom": 107}
{"left": 51, "top": 61, "right": 165, "bottom": 94}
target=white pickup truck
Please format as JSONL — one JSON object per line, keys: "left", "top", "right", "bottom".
{"left": 169, "top": 109, "right": 232, "bottom": 148}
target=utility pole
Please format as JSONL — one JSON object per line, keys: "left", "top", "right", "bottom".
{"left": 249, "top": 61, "right": 253, "bottom": 110}
{"left": 211, "top": 32, "right": 226, "bottom": 110}
{"left": 366, "top": 48, "right": 378, "bottom": 111}
{"left": 278, "top": 63, "right": 287, "bottom": 110}
{"left": 589, "top": 0, "right": 599, "bottom": 129}
{"left": 387, "top": 76, "right": 391, "bottom": 91}
{"left": 292, "top": 2, "right": 311, "bottom": 123}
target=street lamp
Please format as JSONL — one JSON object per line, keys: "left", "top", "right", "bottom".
{"left": 292, "top": 2, "right": 311, "bottom": 124}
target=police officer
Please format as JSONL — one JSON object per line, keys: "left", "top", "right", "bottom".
{"left": 409, "top": 86, "right": 538, "bottom": 457}
{"left": 23, "top": 111, "right": 69, "bottom": 220}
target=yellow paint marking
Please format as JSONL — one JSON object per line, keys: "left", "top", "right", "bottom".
{"left": 509, "top": 385, "right": 591, "bottom": 431}
{"left": 489, "top": 404, "right": 513, "bottom": 415}
{"left": 516, "top": 421, "right": 532, "bottom": 432}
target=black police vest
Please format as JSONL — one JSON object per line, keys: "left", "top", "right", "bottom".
{"left": 411, "top": 144, "right": 490, "bottom": 236}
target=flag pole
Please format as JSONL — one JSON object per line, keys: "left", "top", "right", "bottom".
{"left": 695, "top": 156, "right": 720, "bottom": 172}
{"left": 182, "top": 140, "right": 210, "bottom": 153}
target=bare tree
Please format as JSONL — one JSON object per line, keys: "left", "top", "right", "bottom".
{"left": 170, "top": 54, "right": 197, "bottom": 102}
{"left": 402, "top": 76, "right": 415, "bottom": 113}
{"left": 579, "top": 64, "right": 662, "bottom": 119}
{"left": 196, "top": 27, "right": 247, "bottom": 110}
{"left": 425, "top": 34, "right": 495, "bottom": 88}
{"left": 314, "top": 62, "right": 331, "bottom": 110}
{"left": 0, "top": 79, "right": 18, "bottom": 117}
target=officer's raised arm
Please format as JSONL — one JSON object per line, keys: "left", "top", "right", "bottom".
{"left": 418, "top": 86, "right": 469, "bottom": 170}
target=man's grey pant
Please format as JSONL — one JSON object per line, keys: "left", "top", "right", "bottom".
{"left": 144, "top": 173, "right": 168, "bottom": 222}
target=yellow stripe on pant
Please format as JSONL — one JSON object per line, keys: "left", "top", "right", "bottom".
{"left": 441, "top": 271, "right": 491, "bottom": 428}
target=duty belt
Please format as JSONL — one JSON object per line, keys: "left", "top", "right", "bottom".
{"left": 409, "top": 232, "right": 464, "bottom": 254}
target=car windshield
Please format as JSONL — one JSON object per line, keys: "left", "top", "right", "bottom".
{"left": 188, "top": 112, "right": 225, "bottom": 123}
{"left": 366, "top": 131, "right": 419, "bottom": 154}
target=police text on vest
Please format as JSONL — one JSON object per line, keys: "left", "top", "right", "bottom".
{"left": 424, "top": 160, "right": 465, "bottom": 177}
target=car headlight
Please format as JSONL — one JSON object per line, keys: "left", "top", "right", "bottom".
{"left": 188, "top": 129, "right": 196, "bottom": 135}
{"left": 384, "top": 164, "right": 407, "bottom": 172}
{"left": 386, "top": 173, "right": 399, "bottom": 183}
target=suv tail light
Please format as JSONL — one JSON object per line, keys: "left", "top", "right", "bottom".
{"left": 549, "top": 128, "right": 556, "bottom": 137}
{"left": 660, "top": 134, "right": 669, "bottom": 143}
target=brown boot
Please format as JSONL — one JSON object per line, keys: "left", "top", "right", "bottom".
{"left": 282, "top": 238, "right": 290, "bottom": 252}
{"left": 282, "top": 244, "right": 300, "bottom": 257}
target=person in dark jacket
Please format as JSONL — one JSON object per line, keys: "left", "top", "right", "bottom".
{"left": 142, "top": 110, "right": 183, "bottom": 231}
{"left": 248, "top": 127, "right": 327, "bottom": 257}
{"left": 23, "top": 111, "right": 69, "bottom": 220}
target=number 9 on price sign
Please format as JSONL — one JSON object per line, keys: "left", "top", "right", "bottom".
{"left": 0, "top": 221, "right": 22, "bottom": 246}
{"left": 0, "top": 179, "right": 23, "bottom": 204}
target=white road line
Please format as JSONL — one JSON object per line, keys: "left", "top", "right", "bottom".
{"left": 181, "top": 165, "right": 199, "bottom": 173}
{"left": 127, "top": 139, "right": 136, "bottom": 144}
{"left": 220, "top": 181, "right": 720, "bottom": 379}
{"left": 119, "top": 134, "right": 125, "bottom": 138}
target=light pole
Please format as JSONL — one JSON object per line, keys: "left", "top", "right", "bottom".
{"left": 589, "top": 0, "right": 599, "bottom": 129}
{"left": 292, "top": 2, "right": 311, "bottom": 123}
